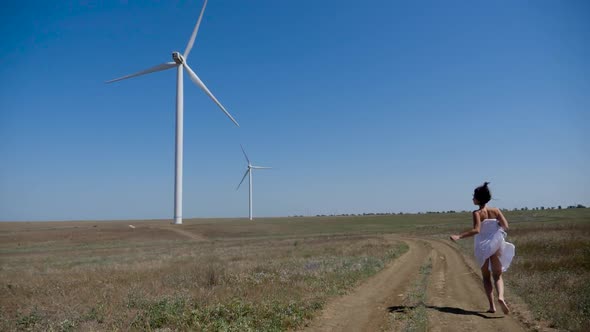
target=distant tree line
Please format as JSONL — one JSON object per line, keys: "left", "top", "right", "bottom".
{"left": 511, "top": 204, "right": 587, "bottom": 211}
{"left": 286, "top": 204, "right": 588, "bottom": 218}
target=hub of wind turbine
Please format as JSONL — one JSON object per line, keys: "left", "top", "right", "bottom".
{"left": 172, "top": 52, "right": 185, "bottom": 65}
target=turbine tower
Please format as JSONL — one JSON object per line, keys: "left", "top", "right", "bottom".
{"left": 237, "top": 145, "right": 271, "bottom": 220}
{"left": 106, "top": 0, "right": 239, "bottom": 225}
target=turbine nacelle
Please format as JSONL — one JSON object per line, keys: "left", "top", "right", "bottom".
{"left": 172, "top": 52, "right": 185, "bottom": 65}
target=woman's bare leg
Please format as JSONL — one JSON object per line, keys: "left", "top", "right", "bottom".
{"left": 481, "top": 258, "right": 495, "bottom": 312}
{"left": 490, "top": 252, "right": 510, "bottom": 314}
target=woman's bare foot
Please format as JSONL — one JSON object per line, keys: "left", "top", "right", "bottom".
{"left": 486, "top": 307, "right": 496, "bottom": 313}
{"left": 498, "top": 299, "right": 510, "bottom": 315}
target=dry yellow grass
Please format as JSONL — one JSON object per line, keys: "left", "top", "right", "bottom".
{"left": 1, "top": 208, "right": 588, "bottom": 331}
{"left": 0, "top": 220, "right": 407, "bottom": 330}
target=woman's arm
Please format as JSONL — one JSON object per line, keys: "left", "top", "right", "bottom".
{"left": 450, "top": 211, "right": 481, "bottom": 241}
{"left": 496, "top": 208, "right": 509, "bottom": 230}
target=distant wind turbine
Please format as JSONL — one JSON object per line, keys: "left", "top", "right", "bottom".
{"left": 237, "top": 145, "right": 271, "bottom": 220}
{"left": 106, "top": 0, "right": 239, "bottom": 225}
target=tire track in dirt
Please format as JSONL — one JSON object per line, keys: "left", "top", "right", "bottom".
{"left": 304, "top": 237, "right": 527, "bottom": 332}
{"left": 425, "top": 239, "right": 524, "bottom": 332}
{"left": 303, "top": 238, "right": 431, "bottom": 331}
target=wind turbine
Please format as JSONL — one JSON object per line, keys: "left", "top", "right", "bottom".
{"left": 106, "top": 0, "right": 239, "bottom": 225}
{"left": 237, "top": 145, "right": 271, "bottom": 220}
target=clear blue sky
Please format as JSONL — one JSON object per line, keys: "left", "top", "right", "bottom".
{"left": 1, "top": 0, "right": 588, "bottom": 221}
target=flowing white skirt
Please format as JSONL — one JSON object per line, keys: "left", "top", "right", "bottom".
{"left": 474, "top": 219, "right": 515, "bottom": 272}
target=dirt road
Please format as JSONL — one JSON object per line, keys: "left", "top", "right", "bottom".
{"left": 304, "top": 237, "right": 526, "bottom": 332}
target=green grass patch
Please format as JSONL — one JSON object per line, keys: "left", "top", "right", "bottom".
{"left": 16, "top": 307, "right": 43, "bottom": 331}
{"left": 129, "top": 297, "right": 322, "bottom": 331}
{"left": 389, "top": 259, "right": 432, "bottom": 332}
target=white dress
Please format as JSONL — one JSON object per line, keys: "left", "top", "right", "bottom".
{"left": 474, "top": 219, "right": 515, "bottom": 272}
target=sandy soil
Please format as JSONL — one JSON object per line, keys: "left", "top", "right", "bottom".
{"left": 304, "top": 237, "right": 526, "bottom": 332}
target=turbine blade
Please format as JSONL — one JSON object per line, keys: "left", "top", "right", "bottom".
{"left": 184, "top": 0, "right": 208, "bottom": 59}
{"left": 236, "top": 169, "right": 249, "bottom": 190}
{"left": 106, "top": 62, "right": 177, "bottom": 83}
{"left": 240, "top": 145, "right": 250, "bottom": 165}
{"left": 252, "top": 166, "right": 272, "bottom": 169}
{"left": 184, "top": 63, "right": 240, "bottom": 127}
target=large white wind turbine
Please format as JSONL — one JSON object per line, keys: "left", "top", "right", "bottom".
{"left": 237, "top": 145, "right": 271, "bottom": 220}
{"left": 107, "top": 0, "right": 238, "bottom": 225}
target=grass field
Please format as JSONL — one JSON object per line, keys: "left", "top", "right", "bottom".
{"left": 1, "top": 208, "right": 588, "bottom": 331}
